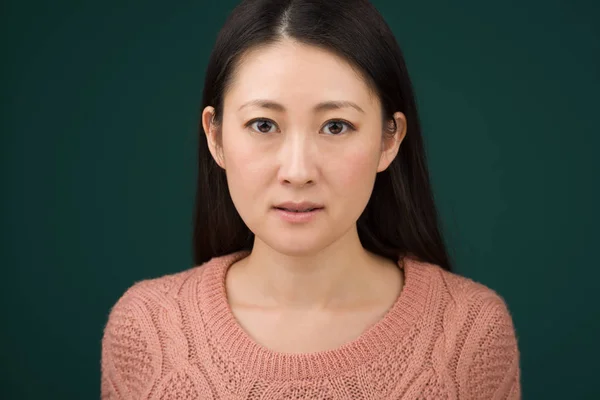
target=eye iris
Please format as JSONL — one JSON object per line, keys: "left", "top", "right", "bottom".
{"left": 257, "top": 120, "right": 271, "bottom": 133}
{"left": 328, "top": 121, "right": 343, "bottom": 135}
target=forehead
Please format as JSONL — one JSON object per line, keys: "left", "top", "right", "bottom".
{"left": 226, "top": 40, "right": 379, "bottom": 111}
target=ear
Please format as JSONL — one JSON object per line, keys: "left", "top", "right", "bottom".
{"left": 201, "top": 106, "right": 226, "bottom": 169}
{"left": 377, "top": 111, "right": 407, "bottom": 173}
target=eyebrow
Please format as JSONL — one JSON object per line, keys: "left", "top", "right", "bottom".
{"left": 238, "top": 99, "right": 365, "bottom": 114}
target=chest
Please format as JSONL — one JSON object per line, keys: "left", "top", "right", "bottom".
{"left": 230, "top": 304, "right": 390, "bottom": 354}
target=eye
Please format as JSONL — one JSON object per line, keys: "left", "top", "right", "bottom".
{"left": 322, "top": 120, "right": 355, "bottom": 135}
{"left": 247, "top": 118, "right": 278, "bottom": 134}
{"left": 245, "top": 118, "right": 356, "bottom": 135}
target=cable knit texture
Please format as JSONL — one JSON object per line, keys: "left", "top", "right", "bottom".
{"left": 101, "top": 250, "right": 521, "bottom": 399}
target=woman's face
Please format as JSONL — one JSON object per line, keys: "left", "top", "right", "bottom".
{"left": 202, "top": 40, "right": 406, "bottom": 256}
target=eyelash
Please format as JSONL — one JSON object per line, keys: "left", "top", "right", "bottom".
{"left": 245, "top": 118, "right": 356, "bottom": 136}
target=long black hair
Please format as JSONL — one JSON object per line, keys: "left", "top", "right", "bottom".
{"left": 193, "top": 0, "right": 453, "bottom": 272}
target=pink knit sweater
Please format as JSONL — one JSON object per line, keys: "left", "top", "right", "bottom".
{"left": 101, "top": 250, "right": 521, "bottom": 399}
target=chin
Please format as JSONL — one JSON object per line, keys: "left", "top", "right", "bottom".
{"left": 259, "top": 233, "right": 331, "bottom": 258}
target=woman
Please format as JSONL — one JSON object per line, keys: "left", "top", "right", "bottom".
{"left": 101, "top": 0, "right": 521, "bottom": 398}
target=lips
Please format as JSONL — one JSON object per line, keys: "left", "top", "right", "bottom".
{"left": 274, "top": 201, "right": 324, "bottom": 212}
{"left": 276, "top": 207, "right": 319, "bottom": 213}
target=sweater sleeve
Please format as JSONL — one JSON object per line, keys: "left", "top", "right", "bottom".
{"left": 101, "top": 283, "right": 157, "bottom": 400}
{"left": 464, "top": 293, "right": 522, "bottom": 399}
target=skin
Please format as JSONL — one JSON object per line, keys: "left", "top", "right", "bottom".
{"left": 201, "top": 39, "right": 407, "bottom": 344}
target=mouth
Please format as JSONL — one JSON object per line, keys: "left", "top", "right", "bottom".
{"left": 273, "top": 207, "right": 322, "bottom": 213}
{"left": 273, "top": 204, "right": 324, "bottom": 223}
{"left": 273, "top": 201, "right": 325, "bottom": 213}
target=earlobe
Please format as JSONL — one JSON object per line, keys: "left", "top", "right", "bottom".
{"left": 377, "top": 111, "right": 407, "bottom": 172}
{"left": 201, "top": 106, "right": 226, "bottom": 169}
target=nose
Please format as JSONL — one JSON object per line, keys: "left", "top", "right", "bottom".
{"left": 277, "top": 132, "right": 317, "bottom": 187}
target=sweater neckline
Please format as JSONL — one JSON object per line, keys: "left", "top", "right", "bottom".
{"left": 197, "top": 250, "right": 432, "bottom": 381}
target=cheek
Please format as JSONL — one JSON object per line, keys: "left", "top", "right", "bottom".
{"left": 221, "top": 133, "right": 270, "bottom": 213}
{"left": 330, "top": 143, "right": 380, "bottom": 195}
{"left": 221, "top": 120, "right": 270, "bottom": 173}
{"left": 324, "top": 143, "right": 380, "bottom": 225}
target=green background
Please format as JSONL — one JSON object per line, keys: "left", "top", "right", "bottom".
{"left": 2, "top": 0, "right": 598, "bottom": 398}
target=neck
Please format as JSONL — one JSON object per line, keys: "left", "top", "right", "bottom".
{"left": 228, "top": 227, "right": 397, "bottom": 311}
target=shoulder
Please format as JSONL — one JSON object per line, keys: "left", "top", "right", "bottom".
{"left": 100, "top": 265, "right": 208, "bottom": 397}
{"left": 412, "top": 261, "right": 521, "bottom": 395}
{"left": 407, "top": 257, "right": 518, "bottom": 347}
{"left": 106, "top": 263, "right": 213, "bottom": 328}
{"left": 412, "top": 258, "right": 515, "bottom": 319}
{"left": 102, "top": 262, "right": 215, "bottom": 346}
{"left": 104, "top": 264, "right": 207, "bottom": 324}
{"left": 103, "top": 251, "right": 243, "bottom": 326}
{"left": 439, "top": 267, "right": 518, "bottom": 344}
{"left": 102, "top": 266, "right": 200, "bottom": 336}
{"left": 442, "top": 267, "right": 516, "bottom": 327}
